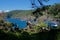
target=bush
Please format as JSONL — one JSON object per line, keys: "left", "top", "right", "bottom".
{"left": 0, "top": 19, "right": 4, "bottom": 23}
{"left": 4, "top": 22, "right": 13, "bottom": 28}
{"left": 39, "top": 22, "right": 48, "bottom": 27}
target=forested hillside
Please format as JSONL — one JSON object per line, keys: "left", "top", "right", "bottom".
{"left": 3, "top": 3, "right": 60, "bottom": 20}
{"left": 4, "top": 10, "right": 32, "bottom": 18}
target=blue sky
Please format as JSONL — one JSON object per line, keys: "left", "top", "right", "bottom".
{"left": 0, "top": 0, "right": 60, "bottom": 10}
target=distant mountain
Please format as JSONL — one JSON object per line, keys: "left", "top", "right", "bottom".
{"left": 4, "top": 10, "right": 33, "bottom": 19}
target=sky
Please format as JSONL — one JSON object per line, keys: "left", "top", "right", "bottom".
{"left": 0, "top": 0, "right": 60, "bottom": 11}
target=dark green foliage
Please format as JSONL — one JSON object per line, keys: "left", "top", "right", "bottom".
{"left": 0, "top": 19, "right": 4, "bottom": 23}
{"left": 0, "top": 29, "right": 60, "bottom": 40}
{"left": 19, "top": 31, "right": 31, "bottom": 40}
{"left": 49, "top": 4, "right": 60, "bottom": 16}
{"left": 0, "top": 30, "right": 31, "bottom": 40}
{"left": 32, "top": 8, "right": 43, "bottom": 21}
{"left": 0, "top": 30, "right": 18, "bottom": 40}
{"left": 31, "top": 32, "right": 49, "bottom": 40}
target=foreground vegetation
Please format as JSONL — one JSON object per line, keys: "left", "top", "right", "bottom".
{"left": 0, "top": 29, "right": 60, "bottom": 40}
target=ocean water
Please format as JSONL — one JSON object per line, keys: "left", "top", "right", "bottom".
{"left": 4, "top": 18, "right": 58, "bottom": 29}
{"left": 4, "top": 18, "right": 27, "bottom": 28}
{"left": 45, "top": 21, "right": 58, "bottom": 28}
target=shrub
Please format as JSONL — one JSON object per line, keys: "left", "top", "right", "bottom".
{"left": 39, "top": 22, "right": 48, "bottom": 27}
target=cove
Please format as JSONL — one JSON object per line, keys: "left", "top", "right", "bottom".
{"left": 4, "top": 18, "right": 27, "bottom": 29}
